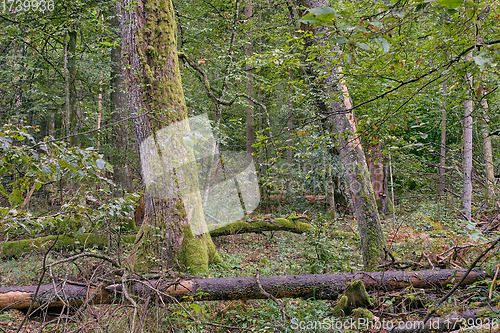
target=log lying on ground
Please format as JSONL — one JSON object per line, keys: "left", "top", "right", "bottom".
{"left": 0, "top": 269, "right": 488, "bottom": 311}
{"left": 0, "top": 234, "right": 137, "bottom": 259}
{"left": 208, "top": 217, "right": 313, "bottom": 237}
{"left": 0, "top": 218, "right": 314, "bottom": 259}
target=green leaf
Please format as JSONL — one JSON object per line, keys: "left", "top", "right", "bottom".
{"left": 300, "top": 13, "right": 317, "bottom": 24}
{"left": 100, "top": 41, "right": 114, "bottom": 47}
{"left": 332, "top": 37, "right": 347, "bottom": 44}
{"left": 375, "top": 37, "right": 390, "bottom": 52}
{"left": 356, "top": 42, "right": 370, "bottom": 50}
{"left": 309, "top": 7, "right": 336, "bottom": 16}
{"left": 96, "top": 158, "right": 106, "bottom": 170}
{"left": 472, "top": 54, "right": 492, "bottom": 69}
{"left": 438, "top": 0, "right": 463, "bottom": 9}
{"left": 300, "top": 7, "right": 337, "bottom": 24}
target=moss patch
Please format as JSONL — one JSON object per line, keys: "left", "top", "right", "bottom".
{"left": 0, "top": 233, "right": 136, "bottom": 259}
{"left": 332, "top": 280, "right": 372, "bottom": 316}
{"left": 209, "top": 218, "right": 313, "bottom": 237}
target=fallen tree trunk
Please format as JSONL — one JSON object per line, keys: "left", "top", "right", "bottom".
{"left": 0, "top": 218, "right": 313, "bottom": 259}
{"left": 0, "top": 234, "right": 136, "bottom": 259}
{"left": 0, "top": 269, "right": 488, "bottom": 311}
{"left": 208, "top": 218, "right": 313, "bottom": 237}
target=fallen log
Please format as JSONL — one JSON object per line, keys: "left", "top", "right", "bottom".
{"left": 0, "top": 269, "right": 488, "bottom": 311}
{"left": 208, "top": 217, "right": 313, "bottom": 237}
{"left": 0, "top": 234, "right": 136, "bottom": 259}
{"left": 0, "top": 218, "right": 313, "bottom": 259}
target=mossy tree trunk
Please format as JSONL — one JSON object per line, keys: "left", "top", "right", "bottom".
{"left": 301, "top": 0, "right": 386, "bottom": 271}
{"left": 116, "top": 0, "right": 221, "bottom": 274}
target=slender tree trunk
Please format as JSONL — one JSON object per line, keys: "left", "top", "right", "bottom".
{"left": 116, "top": 0, "right": 221, "bottom": 274}
{"left": 67, "top": 31, "right": 78, "bottom": 146}
{"left": 109, "top": 12, "right": 132, "bottom": 193}
{"left": 367, "top": 141, "right": 389, "bottom": 214}
{"left": 286, "top": 92, "right": 293, "bottom": 197}
{"left": 245, "top": 0, "right": 255, "bottom": 163}
{"left": 48, "top": 108, "right": 55, "bottom": 137}
{"left": 463, "top": 52, "right": 474, "bottom": 222}
{"left": 439, "top": 80, "right": 447, "bottom": 196}
{"left": 301, "top": 0, "right": 386, "bottom": 271}
{"left": 479, "top": 89, "right": 497, "bottom": 208}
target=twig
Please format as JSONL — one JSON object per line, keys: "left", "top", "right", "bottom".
{"left": 20, "top": 178, "right": 38, "bottom": 211}
{"left": 256, "top": 271, "right": 288, "bottom": 321}
{"left": 29, "top": 111, "right": 152, "bottom": 150}
{"left": 48, "top": 252, "right": 121, "bottom": 269}
{"left": 16, "top": 235, "right": 59, "bottom": 333}
{"left": 122, "top": 269, "right": 138, "bottom": 332}
{"left": 489, "top": 264, "right": 500, "bottom": 300}
{"left": 419, "top": 235, "right": 500, "bottom": 332}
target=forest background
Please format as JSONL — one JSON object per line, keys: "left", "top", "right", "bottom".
{"left": 0, "top": 0, "right": 499, "bottom": 331}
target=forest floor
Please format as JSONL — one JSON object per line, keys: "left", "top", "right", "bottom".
{"left": 0, "top": 198, "right": 499, "bottom": 332}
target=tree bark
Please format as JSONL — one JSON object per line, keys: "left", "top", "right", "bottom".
{"left": 300, "top": 0, "right": 386, "bottom": 271}
{"left": 439, "top": 80, "right": 447, "bottom": 196}
{"left": 479, "top": 90, "right": 497, "bottom": 209}
{"left": 366, "top": 141, "right": 389, "bottom": 214}
{"left": 109, "top": 10, "right": 132, "bottom": 193}
{"left": 116, "top": 0, "right": 221, "bottom": 274}
{"left": 66, "top": 31, "right": 79, "bottom": 146}
{"left": 463, "top": 52, "right": 474, "bottom": 222}
{"left": 245, "top": 0, "right": 255, "bottom": 163}
{"left": 0, "top": 269, "right": 487, "bottom": 311}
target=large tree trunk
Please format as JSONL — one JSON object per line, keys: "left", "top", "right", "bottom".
{"left": 300, "top": 0, "right": 386, "bottom": 271}
{"left": 0, "top": 269, "right": 486, "bottom": 311}
{"left": 109, "top": 11, "right": 132, "bottom": 193}
{"left": 463, "top": 52, "right": 474, "bottom": 222}
{"left": 116, "top": 0, "right": 221, "bottom": 274}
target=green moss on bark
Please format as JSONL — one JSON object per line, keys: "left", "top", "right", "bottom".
{"left": 332, "top": 280, "right": 372, "bottom": 316}
{"left": 0, "top": 233, "right": 136, "bottom": 259}
{"left": 208, "top": 218, "right": 313, "bottom": 237}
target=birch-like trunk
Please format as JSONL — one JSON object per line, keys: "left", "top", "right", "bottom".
{"left": 301, "top": 0, "right": 386, "bottom": 271}
{"left": 116, "top": 0, "right": 221, "bottom": 274}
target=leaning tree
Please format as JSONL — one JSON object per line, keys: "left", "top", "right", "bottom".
{"left": 300, "top": 0, "right": 387, "bottom": 271}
